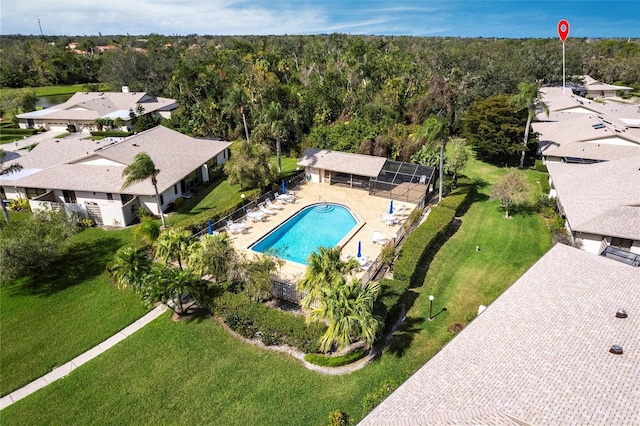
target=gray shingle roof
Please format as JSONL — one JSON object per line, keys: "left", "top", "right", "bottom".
{"left": 297, "top": 148, "right": 387, "bottom": 177}
{"left": 17, "top": 92, "right": 177, "bottom": 120}
{"left": 1, "top": 126, "right": 231, "bottom": 196}
{"left": 547, "top": 156, "right": 640, "bottom": 239}
{"left": 360, "top": 244, "right": 640, "bottom": 426}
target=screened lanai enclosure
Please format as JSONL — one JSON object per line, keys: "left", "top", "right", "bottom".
{"left": 369, "top": 160, "right": 436, "bottom": 204}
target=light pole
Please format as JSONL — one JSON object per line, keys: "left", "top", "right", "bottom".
{"left": 429, "top": 295, "right": 434, "bottom": 321}
{"left": 241, "top": 193, "right": 246, "bottom": 212}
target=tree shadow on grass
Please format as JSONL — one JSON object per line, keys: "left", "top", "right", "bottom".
{"left": 385, "top": 316, "right": 423, "bottom": 358}
{"left": 8, "top": 236, "right": 123, "bottom": 297}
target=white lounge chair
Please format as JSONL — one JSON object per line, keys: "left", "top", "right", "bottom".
{"left": 266, "top": 198, "right": 283, "bottom": 210}
{"left": 370, "top": 230, "right": 389, "bottom": 245}
{"left": 258, "top": 203, "right": 276, "bottom": 215}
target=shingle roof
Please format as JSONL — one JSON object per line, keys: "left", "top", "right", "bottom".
{"left": 297, "top": 148, "right": 387, "bottom": 177}
{"left": 360, "top": 244, "right": 640, "bottom": 426}
{"left": 1, "top": 126, "right": 231, "bottom": 196}
{"left": 547, "top": 156, "right": 640, "bottom": 239}
{"left": 17, "top": 92, "right": 177, "bottom": 120}
{"left": 533, "top": 115, "right": 640, "bottom": 161}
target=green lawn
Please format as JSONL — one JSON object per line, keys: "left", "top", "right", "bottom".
{"left": 0, "top": 226, "right": 149, "bottom": 397}
{"left": 167, "top": 156, "right": 301, "bottom": 226}
{"left": 0, "top": 84, "right": 107, "bottom": 98}
{"left": 0, "top": 160, "right": 552, "bottom": 424}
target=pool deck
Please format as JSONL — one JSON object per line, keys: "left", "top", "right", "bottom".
{"left": 227, "top": 181, "right": 415, "bottom": 285}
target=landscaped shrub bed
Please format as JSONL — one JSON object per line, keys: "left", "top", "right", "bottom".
{"left": 305, "top": 349, "right": 366, "bottom": 367}
{"left": 89, "top": 130, "right": 133, "bottom": 137}
{"left": 0, "top": 127, "right": 38, "bottom": 135}
{"left": 208, "top": 292, "right": 326, "bottom": 354}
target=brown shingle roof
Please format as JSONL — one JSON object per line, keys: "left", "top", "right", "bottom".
{"left": 297, "top": 148, "right": 387, "bottom": 177}
{"left": 360, "top": 244, "right": 640, "bottom": 425}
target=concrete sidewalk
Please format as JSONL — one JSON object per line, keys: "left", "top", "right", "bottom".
{"left": 0, "top": 304, "right": 168, "bottom": 411}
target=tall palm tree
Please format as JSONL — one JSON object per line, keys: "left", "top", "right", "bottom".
{"left": 0, "top": 149, "right": 22, "bottom": 224}
{"left": 412, "top": 115, "right": 449, "bottom": 202}
{"left": 511, "top": 82, "right": 549, "bottom": 169}
{"left": 121, "top": 152, "right": 166, "bottom": 228}
{"left": 108, "top": 244, "right": 152, "bottom": 291}
{"left": 308, "top": 278, "right": 382, "bottom": 352}
{"left": 153, "top": 228, "right": 195, "bottom": 270}
{"left": 297, "top": 246, "right": 359, "bottom": 311}
{"left": 224, "top": 86, "right": 251, "bottom": 142}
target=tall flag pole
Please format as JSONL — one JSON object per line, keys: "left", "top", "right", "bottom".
{"left": 557, "top": 20, "right": 570, "bottom": 93}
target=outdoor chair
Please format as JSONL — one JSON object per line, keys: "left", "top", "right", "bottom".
{"left": 266, "top": 198, "right": 283, "bottom": 210}
{"left": 259, "top": 203, "right": 276, "bottom": 215}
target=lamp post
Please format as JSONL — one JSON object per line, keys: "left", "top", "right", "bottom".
{"left": 429, "top": 295, "right": 434, "bottom": 321}
{"left": 241, "top": 193, "right": 246, "bottom": 212}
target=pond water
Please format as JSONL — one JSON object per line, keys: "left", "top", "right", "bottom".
{"left": 36, "top": 94, "right": 72, "bottom": 109}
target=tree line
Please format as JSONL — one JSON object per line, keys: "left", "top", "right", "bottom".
{"left": 2, "top": 34, "right": 639, "bottom": 167}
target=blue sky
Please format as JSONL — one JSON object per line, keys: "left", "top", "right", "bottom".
{"left": 1, "top": 0, "right": 638, "bottom": 38}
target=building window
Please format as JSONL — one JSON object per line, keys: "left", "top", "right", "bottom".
{"left": 611, "top": 237, "right": 633, "bottom": 250}
{"left": 106, "top": 193, "right": 113, "bottom": 201}
{"left": 63, "top": 190, "right": 77, "bottom": 204}
{"left": 121, "top": 194, "right": 133, "bottom": 204}
{"left": 25, "top": 187, "right": 47, "bottom": 199}
{"left": 174, "top": 184, "right": 178, "bottom": 195}
{"left": 160, "top": 194, "right": 164, "bottom": 205}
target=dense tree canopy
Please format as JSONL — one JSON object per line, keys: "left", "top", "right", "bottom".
{"left": 2, "top": 34, "right": 639, "bottom": 162}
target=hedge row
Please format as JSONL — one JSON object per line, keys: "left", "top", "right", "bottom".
{"left": 0, "top": 128, "right": 38, "bottom": 135}
{"left": 89, "top": 130, "right": 132, "bottom": 137}
{"left": 374, "top": 278, "right": 411, "bottom": 333}
{"left": 305, "top": 349, "right": 366, "bottom": 367}
{"left": 207, "top": 292, "right": 327, "bottom": 354}
{"left": 393, "top": 180, "right": 476, "bottom": 285}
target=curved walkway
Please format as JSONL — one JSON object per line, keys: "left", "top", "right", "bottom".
{"left": 0, "top": 305, "right": 168, "bottom": 411}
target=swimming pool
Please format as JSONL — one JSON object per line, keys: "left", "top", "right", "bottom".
{"left": 250, "top": 203, "right": 357, "bottom": 265}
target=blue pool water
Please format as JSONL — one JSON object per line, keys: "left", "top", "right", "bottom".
{"left": 251, "top": 203, "right": 357, "bottom": 265}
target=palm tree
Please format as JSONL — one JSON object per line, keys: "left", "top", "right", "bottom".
{"left": 511, "top": 82, "right": 549, "bottom": 169}
{"left": 308, "top": 278, "right": 382, "bottom": 352}
{"left": 108, "top": 244, "right": 152, "bottom": 291}
{"left": 412, "top": 115, "right": 449, "bottom": 202}
{"left": 143, "top": 264, "right": 204, "bottom": 315}
{"left": 0, "top": 149, "right": 22, "bottom": 224}
{"left": 224, "top": 86, "right": 251, "bottom": 142}
{"left": 121, "top": 152, "right": 166, "bottom": 228}
{"left": 187, "top": 232, "right": 237, "bottom": 282}
{"left": 133, "top": 216, "right": 161, "bottom": 248}
{"left": 153, "top": 228, "right": 195, "bottom": 270}
{"left": 297, "top": 246, "right": 359, "bottom": 311}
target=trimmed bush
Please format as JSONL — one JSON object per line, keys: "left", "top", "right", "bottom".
{"left": 208, "top": 292, "right": 326, "bottom": 354}
{"left": 535, "top": 159, "right": 548, "bottom": 173}
{"left": 374, "top": 278, "right": 410, "bottom": 332}
{"left": 305, "top": 349, "right": 366, "bottom": 367}
{"left": 0, "top": 128, "right": 38, "bottom": 135}
{"left": 89, "top": 130, "right": 132, "bottom": 137}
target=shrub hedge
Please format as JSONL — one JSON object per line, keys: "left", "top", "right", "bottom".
{"left": 89, "top": 130, "right": 133, "bottom": 137}
{"left": 0, "top": 128, "right": 38, "bottom": 135}
{"left": 535, "top": 159, "right": 548, "bottom": 173}
{"left": 208, "top": 292, "right": 326, "bottom": 354}
{"left": 304, "top": 349, "right": 366, "bottom": 367}
{"left": 374, "top": 278, "right": 411, "bottom": 333}
{"left": 393, "top": 179, "right": 475, "bottom": 285}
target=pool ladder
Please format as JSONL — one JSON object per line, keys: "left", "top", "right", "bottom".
{"left": 319, "top": 196, "right": 328, "bottom": 207}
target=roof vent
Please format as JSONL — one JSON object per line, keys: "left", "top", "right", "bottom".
{"left": 132, "top": 143, "right": 139, "bottom": 147}
{"left": 610, "top": 345, "right": 623, "bottom": 355}
{"left": 616, "top": 309, "right": 628, "bottom": 318}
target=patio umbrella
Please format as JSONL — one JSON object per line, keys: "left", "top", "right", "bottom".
{"left": 208, "top": 219, "right": 213, "bottom": 235}
{"left": 282, "top": 180, "right": 286, "bottom": 195}
{"left": 357, "top": 241, "right": 362, "bottom": 258}
{"left": 389, "top": 200, "right": 394, "bottom": 214}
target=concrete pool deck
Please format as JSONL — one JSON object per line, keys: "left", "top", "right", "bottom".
{"left": 226, "top": 181, "right": 415, "bottom": 284}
